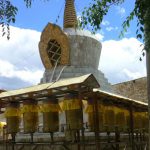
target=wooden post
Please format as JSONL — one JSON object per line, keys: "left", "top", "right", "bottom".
{"left": 50, "top": 132, "right": 54, "bottom": 143}
{"left": 93, "top": 92, "right": 100, "bottom": 150}
{"left": 129, "top": 103, "right": 134, "bottom": 150}
{"left": 30, "top": 133, "right": 34, "bottom": 143}
{"left": 78, "top": 89, "right": 83, "bottom": 150}
{"left": 115, "top": 126, "right": 120, "bottom": 150}
{"left": 77, "top": 130, "right": 81, "bottom": 150}
{"left": 11, "top": 133, "right": 16, "bottom": 150}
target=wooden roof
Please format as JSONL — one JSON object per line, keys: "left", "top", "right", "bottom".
{"left": 0, "top": 74, "right": 99, "bottom": 102}
{"left": 0, "top": 74, "right": 148, "bottom": 111}
{"left": 94, "top": 89, "right": 148, "bottom": 111}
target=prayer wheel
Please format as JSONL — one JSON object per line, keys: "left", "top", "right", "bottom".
{"left": 88, "top": 112, "right": 103, "bottom": 131}
{"left": 5, "top": 102, "right": 20, "bottom": 134}
{"left": 85, "top": 99, "right": 104, "bottom": 131}
{"left": 142, "top": 112, "right": 148, "bottom": 130}
{"left": 41, "top": 97, "right": 60, "bottom": 132}
{"left": 62, "top": 94, "right": 83, "bottom": 130}
{"left": 103, "top": 106, "right": 115, "bottom": 131}
{"left": 116, "top": 112, "right": 125, "bottom": 125}
{"left": 22, "top": 99, "right": 39, "bottom": 133}
{"left": 65, "top": 109, "right": 83, "bottom": 130}
{"left": 134, "top": 112, "right": 143, "bottom": 129}
{"left": 115, "top": 107, "right": 127, "bottom": 131}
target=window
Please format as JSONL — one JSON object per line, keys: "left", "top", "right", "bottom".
{"left": 47, "top": 40, "right": 61, "bottom": 66}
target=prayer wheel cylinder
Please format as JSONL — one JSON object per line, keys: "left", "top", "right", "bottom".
{"left": 142, "top": 112, "right": 148, "bottom": 130}
{"left": 104, "top": 107, "right": 115, "bottom": 131}
{"left": 85, "top": 99, "right": 104, "bottom": 131}
{"left": 134, "top": 112, "right": 143, "bottom": 129}
{"left": 116, "top": 112, "right": 125, "bottom": 126}
{"left": 116, "top": 111, "right": 126, "bottom": 131}
{"left": 126, "top": 115, "right": 130, "bottom": 128}
{"left": 63, "top": 94, "right": 83, "bottom": 130}
{"left": 66, "top": 109, "right": 83, "bottom": 130}
{"left": 115, "top": 107, "right": 128, "bottom": 131}
{"left": 88, "top": 112, "right": 103, "bottom": 131}
{"left": 43, "top": 112, "right": 59, "bottom": 132}
{"left": 42, "top": 97, "right": 60, "bottom": 132}
{"left": 22, "top": 100, "right": 38, "bottom": 133}
{"left": 5, "top": 102, "right": 20, "bottom": 134}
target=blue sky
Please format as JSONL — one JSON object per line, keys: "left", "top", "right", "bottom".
{"left": 0, "top": 0, "right": 146, "bottom": 90}
{"left": 11, "top": 0, "right": 137, "bottom": 40}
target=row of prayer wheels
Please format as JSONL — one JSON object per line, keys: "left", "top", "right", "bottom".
{"left": 5, "top": 98, "right": 60, "bottom": 134}
{"left": 86, "top": 100, "right": 148, "bottom": 132}
{"left": 5, "top": 94, "right": 83, "bottom": 134}
{"left": 4, "top": 95, "right": 148, "bottom": 134}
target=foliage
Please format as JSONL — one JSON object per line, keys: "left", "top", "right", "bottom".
{"left": 0, "top": 0, "right": 18, "bottom": 39}
{"left": 80, "top": 0, "right": 124, "bottom": 33}
{"left": 24, "top": 0, "right": 33, "bottom": 7}
{"left": 0, "top": 0, "right": 49, "bottom": 39}
{"left": 80, "top": 0, "right": 150, "bottom": 52}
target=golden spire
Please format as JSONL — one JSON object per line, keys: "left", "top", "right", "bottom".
{"left": 63, "top": 0, "right": 77, "bottom": 29}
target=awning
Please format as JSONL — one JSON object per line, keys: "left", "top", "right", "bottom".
{"left": 0, "top": 74, "right": 100, "bottom": 100}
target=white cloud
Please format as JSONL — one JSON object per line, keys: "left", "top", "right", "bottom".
{"left": 77, "top": 14, "right": 81, "bottom": 22}
{"left": 99, "top": 38, "right": 146, "bottom": 84}
{"left": 106, "top": 27, "right": 114, "bottom": 31}
{"left": 102, "top": 20, "right": 110, "bottom": 26}
{"left": 0, "top": 26, "right": 44, "bottom": 89}
{"left": 106, "top": 26, "right": 118, "bottom": 32}
{"left": 122, "top": 68, "right": 145, "bottom": 79}
{"left": 116, "top": 6, "right": 126, "bottom": 17}
{"left": 95, "top": 33, "right": 104, "bottom": 41}
{"left": 0, "top": 59, "right": 43, "bottom": 84}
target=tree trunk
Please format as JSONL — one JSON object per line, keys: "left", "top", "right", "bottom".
{"left": 147, "top": 51, "right": 150, "bottom": 150}
{"left": 144, "top": 1, "right": 150, "bottom": 149}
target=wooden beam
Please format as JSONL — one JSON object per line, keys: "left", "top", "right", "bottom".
{"left": 93, "top": 92, "right": 100, "bottom": 150}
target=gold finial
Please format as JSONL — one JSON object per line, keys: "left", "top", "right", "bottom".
{"left": 63, "top": 0, "right": 77, "bottom": 29}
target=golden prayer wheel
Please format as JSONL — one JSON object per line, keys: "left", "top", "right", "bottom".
{"left": 115, "top": 107, "right": 128, "bottom": 131}
{"left": 103, "top": 106, "right": 115, "bottom": 131}
{"left": 5, "top": 102, "right": 20, "bottom": 134}
{"left": 85, "top": 99, "right": 104, "bottom": 131}
{"left": 65, "top": 109, "right": 83, "bottom": 130}
{"left": 22, "top": 99, "right": 39, "bottom": 133}
{"left": 133, "top": 111, "right": 148, "bottom": 130}
{"left": 61, "top": 94, "right": 83, "bottom": 130}
{"left": 116, "top": 112, "right": 125, "bottom": 126}
{"left": 126, "top": 115, "right": 130, "bottom": 127}
{"left": 133, "top": 112, "right": 143, "bottom": 129}
{"left": 41, "top": 97, "right": 60, "bottom": 133}
{"left": 142, "top": 112, "right": 148, "bottom": 130}
{"left": 88, "top": 112, "right": 103, "bottom": 131}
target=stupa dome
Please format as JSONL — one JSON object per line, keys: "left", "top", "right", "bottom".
{"left": 64, "top": 28, "right": 102, "bottom": 69}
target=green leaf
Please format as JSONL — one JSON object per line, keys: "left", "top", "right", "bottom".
{"left": 137, "top": 34, "right": 142, "bottom": 39}
{"left": 140, "top": 26, "right": 144, "bottom": 32}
